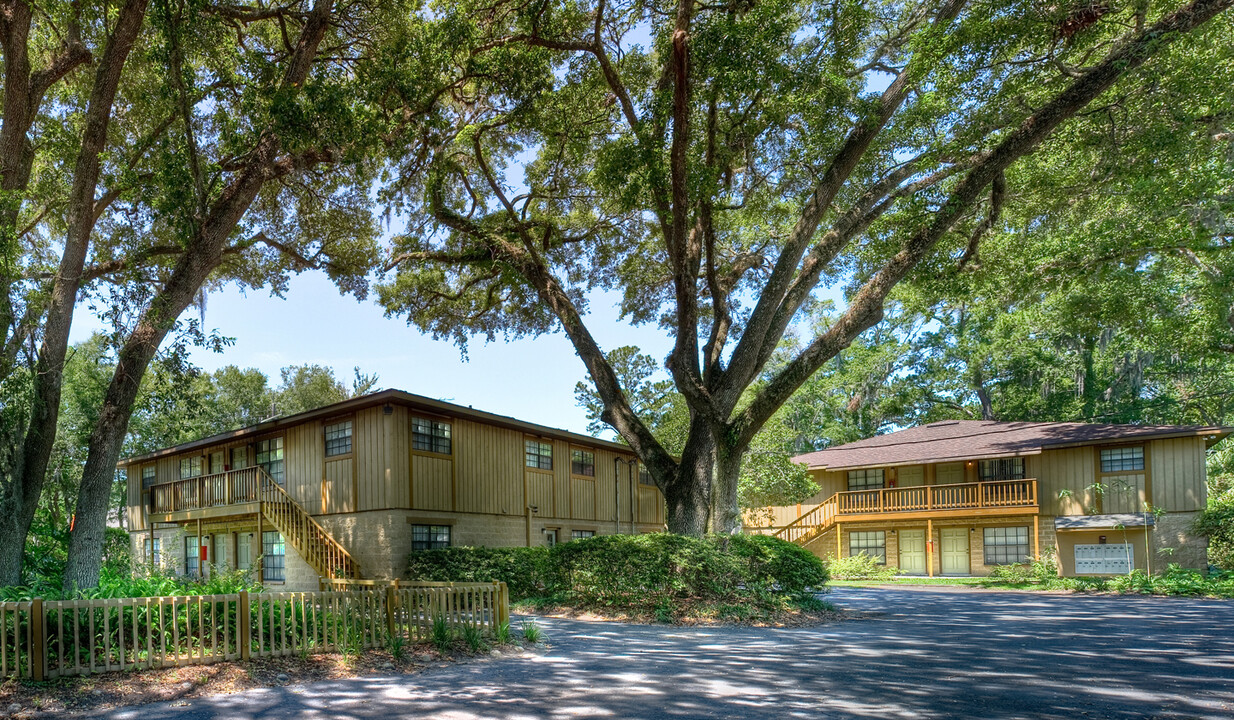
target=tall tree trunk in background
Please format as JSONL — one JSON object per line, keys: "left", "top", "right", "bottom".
{"left": 61, "top": 0, "right": 337, "bottom": 592}
{"left": 0, "top": 0, "right": 93, "bottom": 585}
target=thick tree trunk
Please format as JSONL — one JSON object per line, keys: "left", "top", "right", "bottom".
{"left": 64, "top": 337, "right": 155, "bottom": 591}
{"left": 710, "top": 442, "right": 744, "bottom": 534}
{"left": 662, "top": 416, "right": 713, "bottom": 535}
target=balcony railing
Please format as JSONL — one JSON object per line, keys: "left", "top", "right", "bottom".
{"left": 775, "top": 479, "right": 1038, "bottom": 545}
{"left": 149, "top": 466, "right": 262, "bottom": 515}
{"left": 836, "top": 478, "right": 1038, "bottom": 515}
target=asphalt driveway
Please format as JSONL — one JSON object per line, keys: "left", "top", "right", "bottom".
{"left": 101, "top": 587, "right": 1234, "bottom": 720}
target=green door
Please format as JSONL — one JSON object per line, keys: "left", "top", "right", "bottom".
{"left": 941, "top": 528, "right": 970, "bottom": 576}
{"left": 899, "top": 529, "right": 926, "bottom": 575}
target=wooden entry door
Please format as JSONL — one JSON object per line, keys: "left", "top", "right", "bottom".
{"left": 899, "top": 529, "right": 927, "bottom": 575}
{"left": 941, "top": 528, "right": 970, "bottom": 575}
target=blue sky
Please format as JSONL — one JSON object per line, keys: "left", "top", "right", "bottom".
{"left": 69, "top": 270, "right": 678, "bottom": 437}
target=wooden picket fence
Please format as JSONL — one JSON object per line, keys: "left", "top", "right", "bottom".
{"left": 0, "top": 581, "right": 508, "bottom": 681}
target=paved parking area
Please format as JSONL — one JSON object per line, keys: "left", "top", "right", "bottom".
{"left": 103, "top": 587, "right": 1234, "bottom": 720}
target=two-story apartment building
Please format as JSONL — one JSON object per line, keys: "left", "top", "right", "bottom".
{"left": 123, "top": 389, "right": 666, "bottom": 591}
{"left": 750, "top": 421, "right": 1229, "bottom": 577}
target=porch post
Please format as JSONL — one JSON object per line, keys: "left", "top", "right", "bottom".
{"left": 926, "top": 518, "right": 934, "bottom": 578}
{"left": 197, "top": 517, "right": 203, "bottom": 578}
{"left": 255, "top": 512, "right": 264, "bottom": 583}
{"left": 1033, "top": 514, "right": 1041, "bottom": 560}
{"left": 835, "top": 523, "right": 842, "bottom": 560}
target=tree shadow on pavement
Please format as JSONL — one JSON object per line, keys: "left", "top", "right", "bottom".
{"left": 103, "top": 588, "right": 1234, "bottom": 720}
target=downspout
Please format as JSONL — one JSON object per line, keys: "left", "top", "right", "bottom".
{"left": 613, "top": 458, "right": 622, "bottom": 535}
{"left": 629, "top": 461, "right": 635, "bottom": 535}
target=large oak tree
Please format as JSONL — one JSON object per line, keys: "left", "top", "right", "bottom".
{"left": 379, "top": 0, "right": 1234, "bottom": 534}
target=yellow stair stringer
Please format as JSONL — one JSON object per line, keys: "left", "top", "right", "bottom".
{"left": 258, "top": 471, "right": 360, "bottom": 579}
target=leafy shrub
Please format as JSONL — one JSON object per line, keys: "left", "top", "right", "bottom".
{"left": 0, "top": 565, "right": 262, "bottom": 601}
{"left": 1195, "top": 475, "right": 1234, "bottom": 570}
{"left": 407, "top": 533, "right": 829, "bottom": 622}
{"left": 406, "top": 546, "right": 555, "bottom": 600}
{"left": 825, "top": 553, "right": 899, "bottom": 581}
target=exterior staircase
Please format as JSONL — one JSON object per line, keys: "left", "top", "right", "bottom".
{"left": 259, "top": 472, "right": 360, "bottom": 579}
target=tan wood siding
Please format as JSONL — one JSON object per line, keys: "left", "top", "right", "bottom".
{"left": 1036, "top": 447, "right": 1095, "bottom": 515}
{"left": 552, "top": 439, "right": 571, "bottom": 518}
{"left": 355, "top": 406, "right": 410, "bottom": 511}
{"left": 284, "top": 423, "right": 320, "bottom": 507}
{"left": 1101, "top": 473, "right": 1146, "bottom": 514}
{"left": 454, "top": 419, "right": 525, "bottom": 516}
{"left": 637, "top": 485, "right": 662, "bottom": 525}
{"left": 1151, "top": 436, "right": 1206, "bottom": 512}
{"left": 411, "top": 455, "right": 453, "bottom": 511}
{"left": 323, "top": 458, "right": 354, "bottom": 513}
{"left": 572, "top": 477, "right": 597, "bottom": 520}
{"left": 527, "top": 471, "right": 555, "bottom": 516}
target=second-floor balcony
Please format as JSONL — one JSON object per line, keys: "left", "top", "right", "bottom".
{"left": 776, "top": 479, "right": 1039, "bottom": 544}
{"left": 836, "top": 478, "right": 1039, "bottom": 516}
{"left": 147, "top": 466, "right": 265, "bottom": 521}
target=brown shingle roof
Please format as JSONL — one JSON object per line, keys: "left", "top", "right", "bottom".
{"left": 792, "top": 420, "right": 1231, "bottom": 470}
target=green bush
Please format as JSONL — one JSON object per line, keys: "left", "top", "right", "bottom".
{"left": 406, "top": 533, "right": 829, "bottom": 621}
{"left": 405, "top": 546, "right": 555, "bottom": 600}
{"left": 825, "top": 553, "right": 899, "bottom": 581}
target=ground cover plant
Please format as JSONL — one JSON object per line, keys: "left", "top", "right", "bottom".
{"left": 408, "top": 533, "right": 831, "bottom": 624}
{"left": 824, "top": 554, "right": 900, "bottom": 582}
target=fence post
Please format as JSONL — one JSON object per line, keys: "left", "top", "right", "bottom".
{"left": 385, "top": 582, "right": 397, "bottom": 642}
{"left": 498, "top": 582, "right": 510, "bottom": 628}
{"left": 239, "top": 591, "right": 251, "bottom": 661}
{"left": 31, "top": 598, "right": 45, "bottom": 681}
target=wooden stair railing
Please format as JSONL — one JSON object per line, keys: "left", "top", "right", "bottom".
{"left": 773, "top": 496, "right": 839, "bottom": 546}
{"left": 258, "top": 470, "right": 360, "bottom": 579}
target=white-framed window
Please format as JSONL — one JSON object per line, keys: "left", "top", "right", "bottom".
{"left": 571, "top": 449, "right": 595, "bottom": 477}
{"left": 141, "top": 465, "right": 157, "bottom": 488}
{"left": 847, "top": 468, "right": 884, "bottom": 491}
{"left": 144, "top": 538, "right": 160, "bottom": 566}
{"left": 209, "top": 451, "right": 224, "bottom": 475}
{"left": 525, "top": 439, "right": 553, "bottom": 469}
{"left": 1100, "top": 446, "right": 1144, "bottom": 473}
{"left": 849, "top": 531, "right": 886, "bottom": 564}
{"left": 410, "top": 524, "right": 451, "bottom": 550}
{"left": 179, "top": 456, "right": 203, "bottom": 479}
{"left": 262, "top": 531, "right": 285, "bottom": 582}
{"left": 256, "top": 437, "right": 284, "bottom": 484}
{"left": 412, "top": 417, "right": 452, "bottom": 455}
{"left": 639, "top": 465, "right": 655, "bottom": 485}
{"left": 984, "top": 527, "right": 1030, "bottom": 565}
{"left": 325, "top": 419, "right": 353, "bottom": 457}
{"left": 978, "top": 457, "right": 1025, "bottom": 482}
{"left": 544, "top": 528, "right": 558, "bottom": 547}
{"left": 230, "top": 446, "right": 249, "bottom": 470}
{"left": 185, "top": 535, "right": 202, "bottom": 575}
{"left": 571, "top": 529, "right": 595, "bottom": 541}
